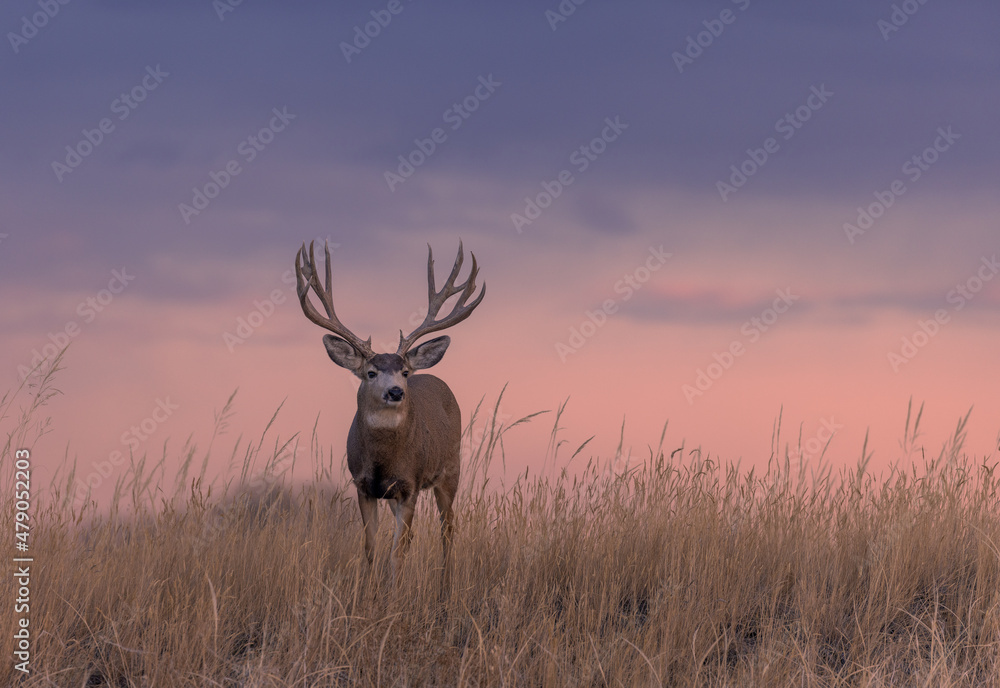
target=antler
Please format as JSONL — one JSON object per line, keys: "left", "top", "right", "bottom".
{"left": 295, "top": 241, "right": 374, "bottom": 357}
{"left": 396, "top": 241, "right": 486, "bottom": 356}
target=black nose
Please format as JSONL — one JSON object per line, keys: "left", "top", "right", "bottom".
{"left": 386, "top": 386, "right": 404, "bottom": 402}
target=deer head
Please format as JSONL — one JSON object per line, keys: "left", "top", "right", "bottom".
{"left": 295, "top": 240, "right": 485, "bottom": 426}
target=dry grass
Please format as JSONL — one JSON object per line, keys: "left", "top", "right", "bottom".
{"left": 3, "top": 357, "right": 1000, "bottom": 687}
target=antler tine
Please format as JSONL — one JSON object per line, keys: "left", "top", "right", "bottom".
{"left": 427, "top": 243, "right": 435, "bottom": 302}
{"left": 397, "top": 241, "right": 486, "bottom": 355}
{"left": 324, "top": 241, "right": 333, "bottom": 296}
{"left": 295, "top": 240, "right": 373, "bottom": 356}
{"left": 443, "top": 239, "right": 465, "bottom": 289}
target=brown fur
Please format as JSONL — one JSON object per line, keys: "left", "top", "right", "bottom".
{"left": 346, "top": 355, "right": 460, "bottom": 587}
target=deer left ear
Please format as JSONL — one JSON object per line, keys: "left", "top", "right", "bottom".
{"left": 405, "top": 336, "right": 451, "bottom": 370}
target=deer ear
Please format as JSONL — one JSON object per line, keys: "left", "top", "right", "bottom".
{"left": 405, "top": 336, "right": 451, "bottom": 370}
{"left": 323, "top": 335, "right": 367, "bottom": 373}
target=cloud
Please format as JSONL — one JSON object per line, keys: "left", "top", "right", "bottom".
{"left": 623, "top": 284, "right": 1000, "bottom": 327}
{"left": 3, "top": 1, "right": 999, "bottom": 317}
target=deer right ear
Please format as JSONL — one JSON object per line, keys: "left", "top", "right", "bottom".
{"left": 323, "top": 335, "right": 367, "bottom": 373}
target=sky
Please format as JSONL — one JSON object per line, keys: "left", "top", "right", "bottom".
{"left": 1, "top": 0, "right": 998, "bottom": 506}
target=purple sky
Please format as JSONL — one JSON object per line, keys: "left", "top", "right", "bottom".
{"left": 2, "top": 1, "right": 999, "bottom": 502}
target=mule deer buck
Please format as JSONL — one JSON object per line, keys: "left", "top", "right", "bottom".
{"left": 295, "top": 240, "right": 485, "bottom": 584}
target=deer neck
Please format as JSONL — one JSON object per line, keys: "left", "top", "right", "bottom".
{"left": 357, "top": 396, "right": 414, "bottom": 449}
{"left": 357, "top": 417, "right": 414, "bottom": 474}
{"left": 363, "top": 406, "right": 408, "bottom": 430}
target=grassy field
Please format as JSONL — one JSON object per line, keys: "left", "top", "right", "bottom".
{"left": 3, "top": 358, "right": 1000, "bottom": 686}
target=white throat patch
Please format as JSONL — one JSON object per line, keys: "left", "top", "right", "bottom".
{"left": 366, "top": 407, "right": 405, "bottom": 429}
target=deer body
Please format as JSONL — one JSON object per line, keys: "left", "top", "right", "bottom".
{"left": 349, "top": 370, "right": 461, "bottom": 575}
{"left": 295, "top": 241, "right": 484, "bottom": 584}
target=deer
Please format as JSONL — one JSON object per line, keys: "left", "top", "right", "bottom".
{"left": 294, "top": 240, "right": 485, "bottom": 585}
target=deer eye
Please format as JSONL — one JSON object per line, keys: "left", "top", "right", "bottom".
{"left": 402, "top": 370, "right": 409, "bottom": 378}
{"left": 367, "top": 371, "right": 376, "bottom": 379}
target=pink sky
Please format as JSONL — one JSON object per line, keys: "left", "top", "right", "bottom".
{"left": 7, "top": 192, "right": 999, "bottom": 506}
{"left": 2, "top": 4, "right": 998, "bottom": 507}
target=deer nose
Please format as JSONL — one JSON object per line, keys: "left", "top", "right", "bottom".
{"left": 385, "top": 386, "right": 404, "bottom": 402}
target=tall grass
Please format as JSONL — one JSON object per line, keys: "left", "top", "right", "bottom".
{"left": 2, "top": 359, "right": 1000, "bottom": 686}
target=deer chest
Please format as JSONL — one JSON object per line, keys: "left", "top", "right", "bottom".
{"left": 355, "top": 464, "right": 413, "bottom": 501}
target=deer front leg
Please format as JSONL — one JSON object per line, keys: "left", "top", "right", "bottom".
{"left": 388, "top": 495, "right": 417, "bottom": 580}
{"left": 357, "top": 489, "right": 379, "bottom": 567}
{"left": 434, "top": 483, "right": 457, "bottom": 593}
